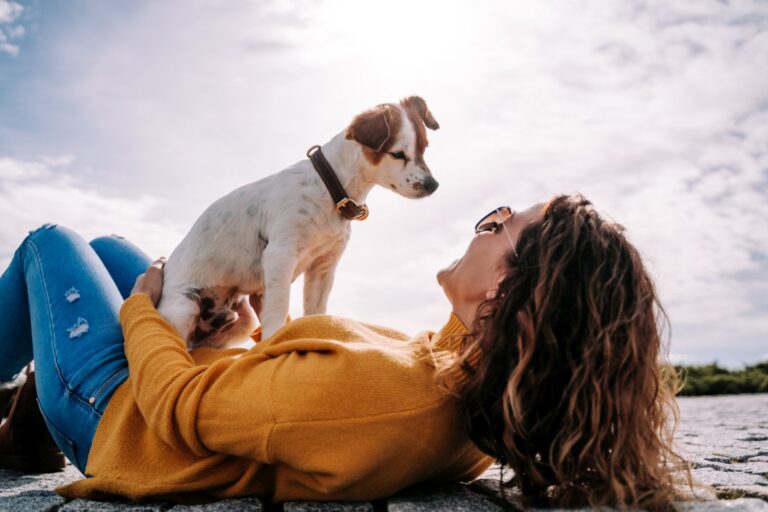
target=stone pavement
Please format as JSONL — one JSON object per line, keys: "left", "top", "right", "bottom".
{"left": 1, "top": 394, "right": 766, "bottom": 511}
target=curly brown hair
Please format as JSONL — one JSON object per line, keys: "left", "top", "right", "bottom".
{"left": 436, "top": 193, "right": 690, "bottom": 510}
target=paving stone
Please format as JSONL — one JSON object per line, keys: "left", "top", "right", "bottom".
{"left": 533, "top": 508, "right": 616, "bottom": 511}
{"left": 675, "top": 498, "right": 768, "bottom": 511}
{"left": 283, "top": 501, "right": 372, "bottom": 511}
{"left": 683, "top": 446, "right": 767, "bottom": 463}
{"left": 0, "top": 490, "right": 66, "bottom": 512}
{"left": 691, "top": 468, "right": 767, "bottom": 487}
{"left": 732, "top": 463, "right": 768, "bottom": 477}
{"left": 60, "top": 499, "right": 167, "bottom": 511}
{"left": 0, "top": 395, "right": 767, "bottom": 510}
{"left": 389, "top": 483, "right": 503, "bottom": 511}
{"left": 467, "top": 477, "right": 520, "bottom": 503}
{"left": 167, "top": 496, "right": 264, "bottom": 511}
{"left": 693, "top": 461, "right": 768, "bottom": 477}
{"left": 716, "top": 486, "right": 768, "bottom": 501}
{"left": 738, "top": 434, "right": 768, "bottom": 443}
{"left": 0, "top": 465, "right": 82, "bottom": 511}
{"left": 0, "top": 465, "right": 82, "bottom": 496}
{"left": 687, "top": 485, "right": 720, "bottom": 501}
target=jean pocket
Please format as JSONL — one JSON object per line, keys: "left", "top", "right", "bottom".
{"left": 90, "top": 367, "right": 129, "bottom": 411}
{"left": 36, "top": 398, "right": 80, "bottom": 471}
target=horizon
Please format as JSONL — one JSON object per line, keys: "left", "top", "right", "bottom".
{"left": 1, "top": 0, "right": 766, "bottom": 367}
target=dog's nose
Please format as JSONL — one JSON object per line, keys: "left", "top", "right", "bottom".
{"left": 423, "top": 176, "right": 439, "bottom": 194}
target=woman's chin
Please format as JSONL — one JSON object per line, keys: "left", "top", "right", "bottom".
{"left": 436, "top": 259, "right": 459, "bottom": 289}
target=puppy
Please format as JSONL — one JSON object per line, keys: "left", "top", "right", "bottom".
{"left": 157, "top": 96, "right": 440, "bottom": 348}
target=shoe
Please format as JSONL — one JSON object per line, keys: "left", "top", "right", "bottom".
{"left": 0, "top": 387, "right": 15, "bottom": 418}
{"left": 0, "top": 368, "right": 66, "bottom": 473}
{"left": 0, "top": 372, "right": 27, "bottom": 419}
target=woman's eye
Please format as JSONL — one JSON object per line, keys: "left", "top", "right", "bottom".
{"left": 389, "top": 151, "right": 406, "bottom": 160}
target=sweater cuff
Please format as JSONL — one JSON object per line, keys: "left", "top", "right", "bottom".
{"left": 119, "top": 294, "right": 183, "bottom": 348}
{"left": 119, "top": 293, "right": 157, "bottom": 324}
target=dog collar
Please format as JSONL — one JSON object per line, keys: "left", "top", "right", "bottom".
{"left": 306, "top": 145, "right": 369, "bottom": 221}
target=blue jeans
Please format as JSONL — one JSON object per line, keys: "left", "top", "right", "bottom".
{"left": 0, "top": 223, "right": 152, "bottom": 474}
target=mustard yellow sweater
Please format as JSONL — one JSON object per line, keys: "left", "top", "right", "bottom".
{"left": 56, "top": 294, "right": 494, "bottom": 503}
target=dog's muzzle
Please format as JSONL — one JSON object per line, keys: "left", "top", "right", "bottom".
{"left": 422, "top": 176, "right": 439, "bottom": 194}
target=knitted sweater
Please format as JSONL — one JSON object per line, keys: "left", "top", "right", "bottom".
{"left": 57, "top": 294, "right": 494, "bottom": 503}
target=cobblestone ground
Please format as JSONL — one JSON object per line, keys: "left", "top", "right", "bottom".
{"left": 1, "top": 394, "right": 766, "bottom": 511}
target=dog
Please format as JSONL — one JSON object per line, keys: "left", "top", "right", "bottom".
{"left": 157, "top": 96, "right": 440, "bottom": 348}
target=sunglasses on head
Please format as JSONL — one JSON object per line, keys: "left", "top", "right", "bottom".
{"left": 474, "top": 206, "right": 518, "bottom": 256}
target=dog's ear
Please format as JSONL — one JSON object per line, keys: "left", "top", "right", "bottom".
{"left": 401, "top": 96, "right": 440, "bottom": 130}
{"left": 345, "top": 104, "right": 398, "bottom": 152}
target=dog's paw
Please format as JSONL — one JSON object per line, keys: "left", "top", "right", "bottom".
{"left": 189, "top": 297, "right": 259, "bottom": 349}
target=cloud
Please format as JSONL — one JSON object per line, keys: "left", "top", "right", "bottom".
{"left": 1, "top": 0, "right": 766, "bottom": 364}
{"left": 0, "top": 0, "right": 23, "bottom": 56}
{"left": 0, "top": 0, "right": 21, "bottom": 24}
{"left": 0, "top": 30, "right": 17, "bottom": 57}
{"left": 0, "top": 156, "right": 186, "bottom": 270}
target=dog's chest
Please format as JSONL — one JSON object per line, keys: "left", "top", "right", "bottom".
{"left": 291, "top": 222, "right": 350, "bottom": 279}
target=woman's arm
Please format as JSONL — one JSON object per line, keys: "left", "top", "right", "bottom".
{"left": 126, "top": 260, "right": 276, "bottom": 458}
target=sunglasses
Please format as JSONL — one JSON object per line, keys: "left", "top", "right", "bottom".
{"left": 474, "top": 206, "right": 518, "bottom": 256}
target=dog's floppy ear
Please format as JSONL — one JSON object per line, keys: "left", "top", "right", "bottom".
{"left": 345, "top": 104, "right": 398, "bottom": 152}
{"left": 402, "top": 96, "right": 440, "bottom": 130}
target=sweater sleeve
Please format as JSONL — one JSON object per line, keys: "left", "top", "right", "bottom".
{"left": 119, "top": 294, "right": 275, "bottom": 459}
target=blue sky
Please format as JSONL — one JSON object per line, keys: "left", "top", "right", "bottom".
{"left": 1, "top": 0, "right": 766, "bottom": 366}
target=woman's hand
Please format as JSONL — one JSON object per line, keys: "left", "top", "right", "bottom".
{"left": 130, "top": 257, "right": 166, "bottom": 307}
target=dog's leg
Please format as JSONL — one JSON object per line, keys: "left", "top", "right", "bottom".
{"left": 259, "top": 246, "right": 297, "bottom": 340}
{"left": 303, "top": 256, "right": 340, "bottom": 316}
{"left": 249, "top": 293, "right": 263, "bottom": 320}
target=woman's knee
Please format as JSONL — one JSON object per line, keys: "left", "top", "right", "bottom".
{"left": 88, "top": 234, "right": 152, "bottom": 299}
{"left": 89, "top": 234, "right": 126, "bottom": 262}
{"left": 22, "top": 223, "right": 90, "bottom": 259}
{"left": 89, "top": 233, "right": 150, "bottom": 262}
{"left": 25, "top": 222, "right": 59, "bottom": 239}
{"left": 89, "top": 234, "right": 125, "bottom": 247}
{"left": 24, "top": 223, "right": 76, "bottom": 246}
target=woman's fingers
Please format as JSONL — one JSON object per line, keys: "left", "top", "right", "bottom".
{"left": 129, "top": 257, "right": 166, "bottom": 306}
{"left": 149, "top": 256, "right": 166, "bottom": 271}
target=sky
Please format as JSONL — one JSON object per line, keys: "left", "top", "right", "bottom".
{"left": 0, "top": 0, "right": 766, "bottom": 366}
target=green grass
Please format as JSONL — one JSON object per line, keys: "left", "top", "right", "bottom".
{"left": 675, "top": 361, "right": 768, "bottom": 396}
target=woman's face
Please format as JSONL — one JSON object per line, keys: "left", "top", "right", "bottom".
{"left": 437, "top": 201, "right": 547, "bottom": 313}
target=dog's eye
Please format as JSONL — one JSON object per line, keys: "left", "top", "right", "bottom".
{"left": 389, "top": 151, "right": 406, "bottom": 160}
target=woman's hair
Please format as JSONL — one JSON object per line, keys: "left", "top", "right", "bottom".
{"left": 436, "top": 193, "right": 690, "bottom": 510}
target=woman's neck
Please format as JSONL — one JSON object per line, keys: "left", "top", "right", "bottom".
{"left": 452, "top": 301, "right": 479, "bottom": 331}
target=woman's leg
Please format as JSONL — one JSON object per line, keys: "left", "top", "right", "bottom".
{"left": 0, "top": 224, "right": 149, "bottom": 473}
{"left": 88, "top": 234, "right": 153, "bottom": 299}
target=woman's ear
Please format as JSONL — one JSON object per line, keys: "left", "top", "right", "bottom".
{"left": 345, "top": 104, "right": 399, "bottom": 152}
{"left": 485, "top": 274, "right": 506, "bottom": 300}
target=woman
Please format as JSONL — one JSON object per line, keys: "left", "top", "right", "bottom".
{"left": 0, "top": 194, "right": 687, "bottom": 509}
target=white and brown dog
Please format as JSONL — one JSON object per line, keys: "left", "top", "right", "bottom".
{"left": 157, "top": 96, "right": 440, "bottom": 348}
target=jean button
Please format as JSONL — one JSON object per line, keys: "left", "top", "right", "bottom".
{"left": 88, "top": 397, "right": 95, "bottom": 405}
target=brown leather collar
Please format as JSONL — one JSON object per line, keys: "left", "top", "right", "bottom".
{"left": 306, "top": 145, "right": 369, "bottom": 221}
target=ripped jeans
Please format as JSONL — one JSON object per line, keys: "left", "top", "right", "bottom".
{"left": 0, "top": 223, "right": 152, "bottom": 473}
